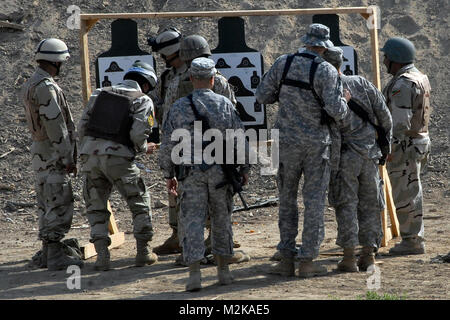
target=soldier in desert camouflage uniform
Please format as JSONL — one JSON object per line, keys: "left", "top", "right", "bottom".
{"left": 159, "top": 57, "right": 250, "bottom": 291}
{"left": 21, "top": 38, "right": 83, "bottom": 271}
{"left": 323, "top": 47, "right": 393, "bottom": 272}
{"left": 256, "top": 24, "right": 350, "bottom": 278}
{"left": 147, "top": 27, "right": 186, "bottom": 255}
{"left": 381, "top": 37, "right": 432, "bottom": 255}
{"left": 78, "top": 62, "right": 158, "bottom": 270}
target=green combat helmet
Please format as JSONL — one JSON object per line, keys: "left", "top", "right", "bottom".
{"left": 381, "top": 37, "right": 416, "bottom": 64}
{"left": 179, "top": 35, "right": 211, "bottom": 63}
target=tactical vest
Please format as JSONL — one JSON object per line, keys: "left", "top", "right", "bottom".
{"left": 85, "top": 87, "right": 145, "bottom": 148}
{"left": 401, "top": 72, "right": 432, "bottom": 137}
{"left": 22, "top": 72, "right": 75, "bottom": 142}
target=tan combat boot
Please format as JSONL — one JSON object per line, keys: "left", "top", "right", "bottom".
{"left": 337, "top": 247, "right": 359, "bottom": 272}
{"left": 297, "top": 259, "right": 327, "bottom": 278}
{"left": 229, "top": 250, "right": 251, "bottom": 264}
{"left": 358, "top": 246, "right": 376, "bottom": 271}
{"left": 47, "top": 241, "right": 84, "bottom": 271}
{"left": 186, "top": 261, "right": 202, "bottom": 292}
{"left": 93, "top": 239, "right": 111, "bottom": 271}
{"left": 136, "top": 239, "right": 158, "bottom": 267}
{"left": 215, "top": 255, "right": 234, "bottom": 285}
{"left": 268, "top": 256, "right": 295, "bottom": 276}
{"left": 152, "top": 228, "right": 182, "bottom": 255}
{"left": 389, "top": 238, "right": 425, "bottom": 255}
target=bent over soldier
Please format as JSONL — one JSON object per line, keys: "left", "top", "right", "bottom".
{"left": 159, "top": 58, "right": 250, "bottom": 291}
{"left": 381, "top": 37, "right": 432, "bottom": 255}
{"left": 324, "top": 47, "right": 393, "bottom": 272}
{"left": 78, "top": 62, "right": 158, "bottom": 270}
{"left": 21, "top": 38, "right": 83, "bottom": 271}
{"left": 256, "top": 24, "right": 350, "bottom": 278}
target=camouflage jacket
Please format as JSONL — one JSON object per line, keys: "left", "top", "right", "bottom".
{"left": 255, "top": 49, "right": 348, "bottom": 147}
{"left": 382, "top": 64, "right": 432, "bottom": 141}
{"left": 21, "top": 67, "right": 76, "bottom": 171}
{"left": 338, "top": 74, "right": 393, "bottom": 160}
{"left": 159, "top": 88, "right": 248, "bottom": 179}
{"left": 78, "top": 80, "right": 154, "bottom": 158}
{"left": 149, "top": 63, "right": 187, "bottom": 127}
{"left": 162, "top": 68, "right": 237, "bottom": 127}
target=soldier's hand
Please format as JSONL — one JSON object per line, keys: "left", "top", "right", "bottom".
{"left": 241, "top": 173, "right": 249, "bottom": 186}
{"left": 65, "top": 163, "right": 77, "bottom": 177}
{"left": 146, "top": 142, "right": 157, "bottom": 155}
{"left": 386, "top": 153, "right": 394, "bottom": 162}
{"left": 166, "top": 178, "right": 178, "bottom": 196}
{"left": 344, "top": 89, "right": 351, "bottom": 102}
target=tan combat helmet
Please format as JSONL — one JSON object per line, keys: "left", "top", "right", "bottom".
{"left": 35, "top": 38, "right": 70, "bottom": 62}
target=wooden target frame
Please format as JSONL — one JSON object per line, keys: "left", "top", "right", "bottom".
{"left": 79, "top": 7, "right": 399, "bottom": 258}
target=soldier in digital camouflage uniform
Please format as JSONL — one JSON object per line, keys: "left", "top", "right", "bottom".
{"left": 381, "top": 37, "right": 432, "bottom": 255}
{"left": 21, "top": 38, "right": 83, "bottom": 271}
{"left": 159, "top": 58, "right": 250, "bottom": 291}
{"left": 256, "top": 24, "right": 350, "bottom": 278}
{"left": 160, "top": 34, "right": 250, "bottom": 265}
{"left": 78, "top": 62, "right": 158, "bottom": 270}
{"left": 147, "top": 27, "right": 186, "bottom": 255}
{"left": 323, "top": 47, "right": 393, "bottom": 272}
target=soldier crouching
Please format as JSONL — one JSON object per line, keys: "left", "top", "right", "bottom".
{"left": 78, "top": 62, "right": 158, "bottom": 270}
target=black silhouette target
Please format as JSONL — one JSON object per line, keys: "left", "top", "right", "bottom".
{"left": 95, "top": 19, "right": 156, "bottom": 88}
{"left": 211, "top": 17, "right": 266, "bottom": 130}
{"left": 312, "top": 14, "right": 358, "bottom": 76}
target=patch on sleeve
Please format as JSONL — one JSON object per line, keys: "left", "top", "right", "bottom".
{"left": 147, "top": 114, "right": 154, "bottom": 127}
{"left": 392, "top": 89, "right": 401, "bottom": 96}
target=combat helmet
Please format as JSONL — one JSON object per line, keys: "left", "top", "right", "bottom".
{"left": 381, "top": 37, "right": 416, "bottom": 64}
{"left": 148, "top": 27, "right": 182, "bottom": 56}
{"left": 179, "top": 35, "right": 211, "bottom": 62}
{"left": 35, "top": 38, "right": 70, "bottom": 62}
{"left": 124, "top": 60, "right": 157, "bottom": 91}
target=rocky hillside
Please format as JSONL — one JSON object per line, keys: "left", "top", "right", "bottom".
{"left": 0, "top": 0, "right": 448, "bottom": 222}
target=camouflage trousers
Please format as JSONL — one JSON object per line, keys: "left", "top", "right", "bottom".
{"left": 80, "top": 154, "right": 154, "bottom": 243}
{"left": 329, "top": 146, "right": 384, "bottom": 249}
{"left": 277, "top": 142, "right": 330, "bottom": 260}
{"left": 35, "top": 168, "right": 74, "bottom": 242}
{"left": 386, "top": 136, "right": 430, "bottom": 240}
{"left": 178, "top": 165, "right": 234, "bottom": 265}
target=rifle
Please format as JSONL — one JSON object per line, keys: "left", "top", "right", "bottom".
{"left": 186, "top": 94, "right": 248, "bottom": 208}
{"left": 347, "top": 99, "right": 390, "bottom": 165}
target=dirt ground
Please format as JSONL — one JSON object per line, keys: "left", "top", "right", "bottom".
{"left": 1, "top": 172, "right": 449, "bottom": 301}
{"left": 0, "top": 0, "right": 449, "bottom": 303}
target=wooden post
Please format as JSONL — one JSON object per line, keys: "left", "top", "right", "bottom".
{"left": 365, "top": 7, "right": 400, "bottom": 246}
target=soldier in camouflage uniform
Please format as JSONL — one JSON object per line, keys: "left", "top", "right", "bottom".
{"left": 159, "top": 57, "right": 250, "bottom": 291}
{"left": 78, "top": 62, "right": 158, "bottom": 270}
{"left": 256, "top": 24, "right": 350, "bottom": 278}
{"left": 381, "top": 37, "right": 432, "bottom": 255}
{"left": 147, "top": 27, "right": 186, "bottom": 255}
{"left": 323, "top": 47, "right": 393, "bottom": 272}
{"left": 160, "top": 34, "right": 250, "bottom": 265}
{"left": 21, "top": 38, "right": 83, "bottom": 271}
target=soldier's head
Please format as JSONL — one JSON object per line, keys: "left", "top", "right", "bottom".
{"left": 148, "top": 27, "right": 184, "bottom": 68}
{"left": 189, "top": 57, "right": 216, "bottom": 89}
{"left": 179, "top": 35, "right": 212, "bottom": 66}
{"left": 381, "top": 37, "right": 416, "bottom": 75}
{"left": 301, "top": 23, "right": 334, "bottom": 55}
{"left": 35, "top": 38, "right": 70, "bottom": 76}
{"left": 323, "top": 47, "right": 344, "bottom": 73}
{"left": 123, "top": 61, "right": 157, "bottom": 94}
